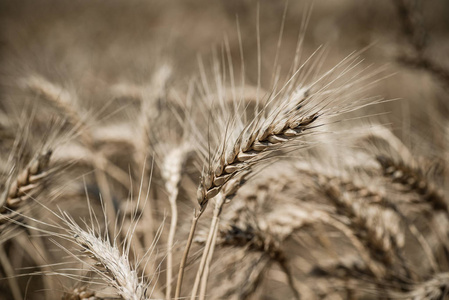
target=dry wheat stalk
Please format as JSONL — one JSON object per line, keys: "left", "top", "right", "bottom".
{"left": 160, "top": 144, "right": 190, "bottom": 299}
{"left": 193, "top": 174, "right": 250, "bottom": 300}
{"left": 196, "top": 52, "right": 379, "bottom": 212}
{"left": 127, "top": 65, "right": 173, "bottom": 276}
{"left": 175, "top": 44, "right": 384, "bottom": 296}
{"left": 185, "top": 55, "right": 379, "bottom": 298}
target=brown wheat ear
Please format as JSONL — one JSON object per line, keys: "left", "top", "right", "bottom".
{"left": 196, "top": 111, "right": 319, "bottom": 211}
{"left": 1, "top": 150, "right": 52, "bottom": 222}
{"left": 376, "top": 155, "right": 447, "bottom": 213}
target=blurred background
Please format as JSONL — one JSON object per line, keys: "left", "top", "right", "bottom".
{"left": 1, "top": 0, "right": 448, "bottom": 142}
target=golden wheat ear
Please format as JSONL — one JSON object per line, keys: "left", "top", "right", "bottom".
{"left": 1, "top": 150, "right": 52, "bottom": 224}
{"left": 181, "top": 46, "right": 386, "bottom": 298}
{"left": 17, "top": 202, "right": 162, "bottom": 300}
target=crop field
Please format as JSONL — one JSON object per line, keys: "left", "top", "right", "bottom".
{"left": 0, "top": 1, "right": 449, "bottom": 299}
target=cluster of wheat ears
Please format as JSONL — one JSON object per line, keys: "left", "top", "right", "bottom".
{"left": 1, "top": 3, "right": 449, "bottom": 300}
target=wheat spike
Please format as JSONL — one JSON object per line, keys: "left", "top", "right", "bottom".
{"left": 1, "top": 150, "right": 52, "bottom": 220}
{"left": 377, "top": 155, "right": 447, "bottom": 213}
{"left": 62, "top": 213, "right": 150, "bottom": 300}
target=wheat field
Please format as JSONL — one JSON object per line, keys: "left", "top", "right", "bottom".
{"left": 0, "top": 0, "right": 449, "bottom": 299}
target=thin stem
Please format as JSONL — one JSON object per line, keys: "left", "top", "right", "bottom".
{"left": 174, "top": 209, "right": 203, "bottom": 299}
{"left": 166, "top": 191, "right": 178, "bottom": 300}
{"left": 199, "top": 216, "right": 220, "bottom": 300}
{"left": 190, "top": 197, "right": 223, "bottom": 300}
{"left": 278, "top": 258, "right": 301, "bottom": 300}
{"left": 0, "top": 245, "right": 22, "bottom": 300}
{"left": 190, "top": 193, "right": 225, "bottom": 300}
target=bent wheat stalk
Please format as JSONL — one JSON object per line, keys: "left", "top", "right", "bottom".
{"left": 180, "top": 53, "right": 380, "bottom": 298}
{"left": 187, "top": 95, "right": 321, "bottom": 299}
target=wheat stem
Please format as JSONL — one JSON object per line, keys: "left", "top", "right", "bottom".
{"left": 174, "top": 209, "right": 203, "bottom": 299}
{"left": 166, "top": 190, "right": 178, "bottom": 300}
{"left": 278, "top": 257, "right": 301, "bottom": 300}
{"left": 0, "top": 244, "right": 22, "bottom": 300}
{"left": 190, "top": 195, "right": 224, "bottom": 300}
{"left": 198, "top": 217, "right": 220, "bottom": 300}
{"left": 191, "top": 194, "right": 225, "bottom": 300}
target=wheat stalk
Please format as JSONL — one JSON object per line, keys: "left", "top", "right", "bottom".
{"left": 196, "top": 51, "right": 379, "bottom": 212}
{"left": 160, "top": 144, "right": 190, "bottom": 299}
{"left": 181, "top": 52, "right": 381, "bottom": 298}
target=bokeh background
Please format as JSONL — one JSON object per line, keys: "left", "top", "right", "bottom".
{"left": 1, "top": 1, "right": 449, "bottom": 299}
{"left": 1, "top": 0, "right": 448, "bottom": 137}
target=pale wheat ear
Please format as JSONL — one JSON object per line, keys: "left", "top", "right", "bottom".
{"left": 12, "top": 193, "right": 162, "bottom": 300}
{"left": 158, "top": 144, "right": 191, "bottom": 300}
{"left": 61, "top": 214, "right": 150, "bottom": 300}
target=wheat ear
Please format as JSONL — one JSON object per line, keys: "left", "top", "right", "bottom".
{"left": 393, "top": 272, "right": 449, "bottom": 299}
{"left": 62, "top": 212, "right": 149, "bottom": 300}
{"left": 186, "top": 92, "right": 320, "bottom": 299}
{"left": 196, "top": 110, "right": 320, "bottom": 211}
{"left": 183, "top": 52, "right": 378, "bottom": 297}
{"left": 161, "top": 145, "right": 190, "bottom": 299}
{"left": 312, "top": 174, "right": 408, "bottom": 278}
{"left": 1, "top": 150, "right": 52, "bottom": 221}
{"left": 377, "top": 155, "right": 447, "bottom": 213}
{"left": 22, "top": 75, "right": 126, "bottom": 237}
